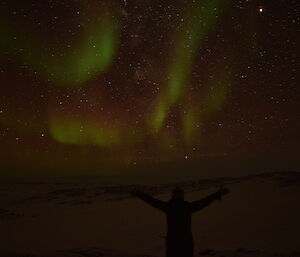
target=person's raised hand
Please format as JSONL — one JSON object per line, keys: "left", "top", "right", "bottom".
{"left": 218, "top": 185, "right": 230, "bottom": 196}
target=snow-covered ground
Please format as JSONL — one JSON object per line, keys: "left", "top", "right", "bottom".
{"left": 1, "top": 171, "right": 299, "bottom": 257}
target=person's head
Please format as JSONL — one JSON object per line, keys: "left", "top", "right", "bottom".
{"left": 172, "top": 187, "right": 184, "bottom": 200}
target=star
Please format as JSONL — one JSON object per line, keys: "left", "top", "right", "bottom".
{"left": 0, "top": 0, "right": 297, "bottom": 174}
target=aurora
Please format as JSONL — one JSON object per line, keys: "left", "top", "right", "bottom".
{"left": 0, "top": 0, "right": 297, "bottom": 174}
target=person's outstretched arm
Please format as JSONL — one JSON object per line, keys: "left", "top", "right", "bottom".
{"left": 189, "top": 187, "right": 229, "bottom": 213}
{"left": 132, "top": 190, "right": 168, "bottom": 212}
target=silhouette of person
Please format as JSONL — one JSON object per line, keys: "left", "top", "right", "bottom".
{"left": 132, "top": 186, "right": 229, "bottom": 257}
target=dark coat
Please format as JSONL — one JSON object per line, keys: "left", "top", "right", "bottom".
{"left": 136, "top": 191, "right": 221, "bottom": 257}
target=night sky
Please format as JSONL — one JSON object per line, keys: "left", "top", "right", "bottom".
{"left": 0, "top": 0, "right": 299, "bottom": 178}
